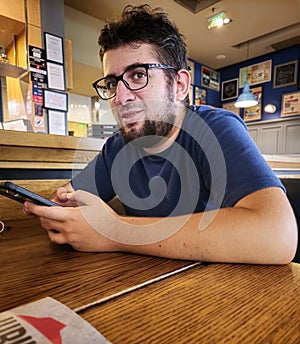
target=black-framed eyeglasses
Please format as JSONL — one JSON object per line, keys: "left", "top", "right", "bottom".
{"left": 92, "top": 63, "right": 177, "bottom": 100}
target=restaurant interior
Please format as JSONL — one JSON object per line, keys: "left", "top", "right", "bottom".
{"left": 0, "top": 1, "right": 300, "bottom": 342}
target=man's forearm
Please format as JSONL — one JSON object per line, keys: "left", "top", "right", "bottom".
{"left": 111, "top": 188, "right": 297, "bottom": 264}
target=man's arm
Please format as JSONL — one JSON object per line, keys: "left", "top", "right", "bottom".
{"left": 25, "top": 185, "right": 297, "bottom": 265}
{"left": 112, "top": 187, "right": 297, "bottom": 264}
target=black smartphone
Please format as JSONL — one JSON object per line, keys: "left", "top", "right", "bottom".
{"left": 0, "top": 181, "right": 60, "bottom": 207}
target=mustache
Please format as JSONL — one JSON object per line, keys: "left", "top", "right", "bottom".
{"left": 112, "top": 102, "right": 145, "bottom": 113}
{"left": 112, "top": 99, "right": 175, "bottom": 116}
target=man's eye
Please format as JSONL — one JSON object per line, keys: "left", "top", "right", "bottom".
{"left": 131, "top": 69, "right": 147, "bottom": 80}
{"left": 135, "top": 71, "right": 146, "bottom": 79}
{"left": 105, "top": 79, "right": 117, "bottom": 90}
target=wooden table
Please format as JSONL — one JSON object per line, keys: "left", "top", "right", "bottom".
{"left": 1, "top": 219, "right": 299, "bottom": 343}
{"left": 80, "top": 262, "right": 300, "bottom": 344}
{"left": 0, "top": 218, "right": 198, "bottom": 312}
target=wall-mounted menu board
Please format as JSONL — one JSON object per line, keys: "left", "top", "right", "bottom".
{"left": 273, "top": 60, "right": 298, "bottom": 88}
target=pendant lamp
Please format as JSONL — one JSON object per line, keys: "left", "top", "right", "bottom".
{"left": 234, "top": 82, "right": 258, "bottom": 108}
{"left": 234, "top": 41, "right": 258, "bottom": 108}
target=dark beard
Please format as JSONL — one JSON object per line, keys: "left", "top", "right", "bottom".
{"left": 120, "top": 118, "right": 175, "bottom": 148}
{"left": 115, "top": 85, "right": 179, "bottom": 148}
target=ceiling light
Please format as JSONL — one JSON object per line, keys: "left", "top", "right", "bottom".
{"left": 234, "top": 41, "right": 258, "bottom": 108}
{"left": 234, "top": 82, "right": 258, "bottom": 108}
{"left": 208, "top": 11, "right": 232, "bottom": 30}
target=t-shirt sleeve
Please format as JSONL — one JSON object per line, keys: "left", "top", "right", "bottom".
{"left": 71, "top": 140, "right": 116, "bottom": 202}
{"left": 201, "top": 109, "right": 284, "bottom": 207}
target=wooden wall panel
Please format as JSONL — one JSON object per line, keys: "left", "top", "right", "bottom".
{"left": 0, "top": 0, "right": 25, "bottom": 22}
{"left": 28, "top": 24, "right": 42, "bottom": 47}
{"left": 27, "top": 0, "right": 41, "bottom": 27}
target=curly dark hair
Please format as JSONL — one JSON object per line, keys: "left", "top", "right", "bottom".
{"left": 98, "top": 4, "right": 188, "bottom": 71}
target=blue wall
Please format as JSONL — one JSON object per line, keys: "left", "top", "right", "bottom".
{"left": 219, "top": 44, "right": 300, "bottom": 120}
{"left": 192, "top": 44, "right": 300, "bottom": 121}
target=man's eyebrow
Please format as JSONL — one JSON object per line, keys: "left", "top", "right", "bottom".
{"left": 104, "top": 72, "right": 117, "bottom": 78}
{"left": 125, "top": 63, "right": 145, "bottom": 70}
{"left": 104, "top": 63, "right": 145, "bottom": 78}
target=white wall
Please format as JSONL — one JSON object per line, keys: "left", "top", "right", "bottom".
{"left": 68, "top": 93, "right": 91, "bottom": 123}
{"left": 64, "top": 5, "right": 116, "bottom": 125}
{"left": 64, "top": 5, "right": 103, "bottom": 69}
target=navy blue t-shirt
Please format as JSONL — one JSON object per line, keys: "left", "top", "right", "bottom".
{"left": 72, "top": 106, "right": 283, "bottom": 217}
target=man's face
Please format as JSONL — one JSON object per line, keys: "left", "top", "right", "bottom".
{"left": 102, "top": 44, "right": 179, "bottom": 146}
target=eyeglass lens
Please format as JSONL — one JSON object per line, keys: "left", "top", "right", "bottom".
{"left": 96, "top": 65, "right": 149, "bottom": 99}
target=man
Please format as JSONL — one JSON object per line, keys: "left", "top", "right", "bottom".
{"left": 25, "top": 5, "right": 297, "bottom": 264}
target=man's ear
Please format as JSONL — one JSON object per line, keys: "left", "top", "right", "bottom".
{"left": 175, "top": 69, "right": 191, "bottom": 101}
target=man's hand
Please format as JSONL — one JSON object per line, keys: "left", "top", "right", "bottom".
{"left": 23, "top": 190, "right": 120, "bottom": 252}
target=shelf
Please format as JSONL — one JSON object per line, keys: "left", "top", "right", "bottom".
{"left": 0, "top": 62, "right": 27, "bottom": 78}
{"left": 0, "top": 14, "right": 24, "bottom": 48}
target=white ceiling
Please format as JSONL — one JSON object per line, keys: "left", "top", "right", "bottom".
{"left": 64, "top": 0, "right": 300, "bottom": 70}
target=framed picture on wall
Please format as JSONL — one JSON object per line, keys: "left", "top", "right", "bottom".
{"left": 243, "top": 86, "right": 262, "bottom": 122}
{"left": 273, "top": 60, "right": 298, "bottom": 88}
{"left": 189, "top": 85, "right": 194, "bottom": 104}
{"left": 187, "top": 59, "right": 195, "bottom": 84}
{"left": 221, "top": 78, "right": 238, "bottom": 101}
{"left": 239, "top": 60, "right": 272, "bottom": 87}
{"left": 239, "top": 66, "right": 251, "bottom": 88}
{"left": 201, "top": 66, "right": 220, "bottom": 91}
{"left": 48, "top": 110, "right": 68, "bottom": 135}
{"left": 281, "top": 91, "right": 300, "bottom": 117}
{"left": 222, "top": 102, "right": 240, "bottom": 116}
{"left": 250, "top": 60, "right": 272, "bottom": 86}
{"left": 44, "top": 32, "right": 64, "bottom": 64}
{"left": 44, "top": 89, "right": 68, "bottom": 112}
{"left": 194, "top": 86, "right": 206, "bottom": 105}
{"left": 46, "top": 62, "right": 66, "bottom": 91}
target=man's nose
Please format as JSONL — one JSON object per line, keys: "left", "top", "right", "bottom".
{"left": 114, "top": 80, "right": 135, "bottom": 104}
